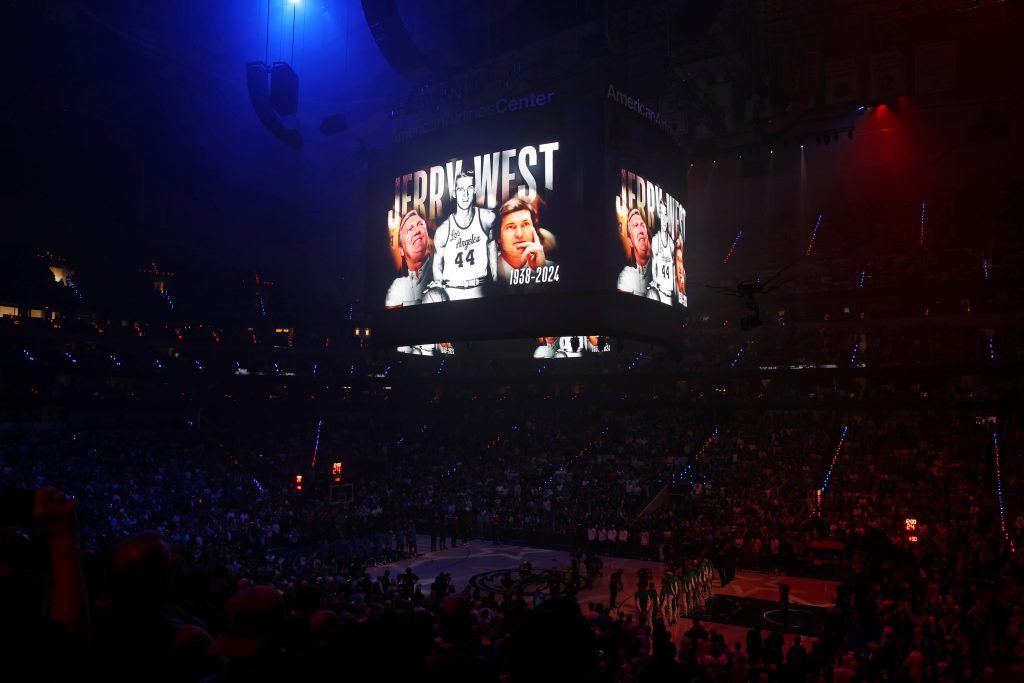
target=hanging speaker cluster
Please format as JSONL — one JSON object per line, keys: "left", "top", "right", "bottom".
{"left": 246, "top": 61, "right": 303, "bottom": 150}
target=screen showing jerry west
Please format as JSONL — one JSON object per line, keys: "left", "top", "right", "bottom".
{"left": 612, "top": 169, "right": 687, "bottom": 307}
{"left": 604, "top": 98, "right": 688, "bottom": 309}
{"left": 379, "top": 104, "right": 575, "bottom": 311}
{"left": 369, "top": 92, "right": 688, "bottom": 347}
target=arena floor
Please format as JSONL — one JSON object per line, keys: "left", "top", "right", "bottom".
{"left": 382, "top": 537, "right": 838, "bottom": 648}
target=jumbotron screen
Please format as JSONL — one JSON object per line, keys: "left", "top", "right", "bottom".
{"left": 376, "top": 99, "right": 581, "bottom": 310}
{"left": 533, "top": 335, "right": 612, "bottom": 358}
{"left": 396, "top": 335, "right": 611, "bottom": 358}
{"left": 604, "top": 93, "right": 688, "bottom": 309}
{"left": 612, "top": 169, "right": 687, "bottom": 307}
{"left": 385, "top": 145, "right": 562, "bottom": 304}
{"left": 368, "top": 90, "right": 688, "bottom": 347}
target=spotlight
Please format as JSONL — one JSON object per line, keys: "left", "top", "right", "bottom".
{"left": 289, "top": 0, "right": 300, "bottom": 4}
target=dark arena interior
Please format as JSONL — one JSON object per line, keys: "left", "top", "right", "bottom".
{"left": 3, "top": 1, "right": 1024, "bottom": 681}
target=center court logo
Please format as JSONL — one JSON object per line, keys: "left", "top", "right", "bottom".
{"left": 468, "top": 568, "right": 564, "bottom": 596}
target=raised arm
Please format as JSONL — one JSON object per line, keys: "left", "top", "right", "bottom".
{"left": 34, "top": 487, "right": 90, "bottom": 652}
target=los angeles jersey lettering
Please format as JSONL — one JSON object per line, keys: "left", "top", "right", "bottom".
{"left": 443, "top": 209, "right": 489, "bottom": 280}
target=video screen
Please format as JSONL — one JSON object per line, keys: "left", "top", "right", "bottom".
{"left": 397, "top": 342, "right": 455, "bottom": 356}
{"left": 383, "top": 142, "right": 565, "bottom": 309}
{"left": 532, "top": 336, "right": 612, "bottom": 358}
{"left": 393, "top": 337, "right": 611, "bottom": 359}
{"left": 369, "top": 94, "right": 690, "bottom": 350}
{"left": 612, "top": 168, "right": 687, "bottom": 307}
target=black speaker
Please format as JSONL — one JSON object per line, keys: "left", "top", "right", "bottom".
{"left": 270, "top": 62, "right": 299, "bottom": 117}
{"left": 246, "top": 61, "right": 303, "bottom": 150}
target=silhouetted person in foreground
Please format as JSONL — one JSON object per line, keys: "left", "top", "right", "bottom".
{"left": 507, "top": 597, "right": 597, "bottom": 683}
{"left": 0, "top": 487, "right": 90, "bottom": 681}
{"left": 92, "top": 531, "right": 209, "bottom": 682}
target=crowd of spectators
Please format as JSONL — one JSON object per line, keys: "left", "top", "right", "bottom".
{"left": 2, "top": 394, "right": 1022, "bottom": 680}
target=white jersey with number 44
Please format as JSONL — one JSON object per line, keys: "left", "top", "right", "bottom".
{"left": 438, "top": 208, "right": 490, "bottom": 281}
{"left": 651, "top": 229, "right": 676, "bottom": 297}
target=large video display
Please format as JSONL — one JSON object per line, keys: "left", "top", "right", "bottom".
{"left": 383, "top": 140, "right": 565, "bottom": 308}
{"left": 397, "top": 342, "right": 455, "bottom": 356}
{"left": 369, "top": 92, "right": 689, "bottom": 347}
{"left": 603, "top": 94, "right": 688, "bottom": 310}
{"left": 613, "top": 169, "right": 687, "bottom": 307}
{"left": 533, "top": 335, "right": 612, "bottom": 358}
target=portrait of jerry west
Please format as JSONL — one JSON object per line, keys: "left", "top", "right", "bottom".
{"left": 385, "top": 209, "right": 445, "bottom": 308}
{"left": 385, "top": 193, "right": 560, "bottom": 305}
{"left": 492, "top": 196, "right": 559, "bottom": 293}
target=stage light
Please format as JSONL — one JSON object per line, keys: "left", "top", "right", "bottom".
{"left": 289, "top": 0, "right": 300, "bottom": 4}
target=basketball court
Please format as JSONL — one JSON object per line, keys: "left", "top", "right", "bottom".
{"left": 381, "top": 538, "right": 838, "bottom": 648}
